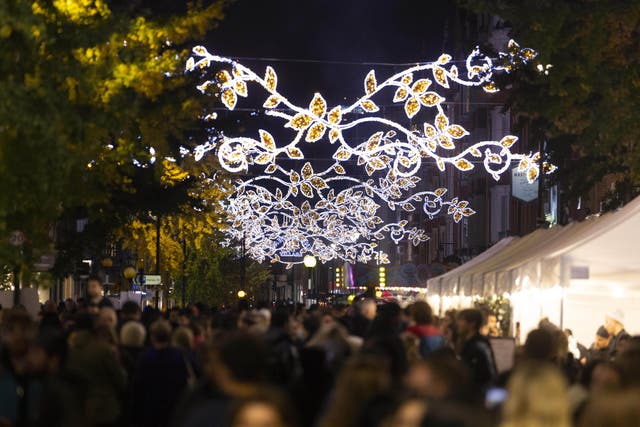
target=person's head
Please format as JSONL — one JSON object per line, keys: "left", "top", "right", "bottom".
{"left": 0, "top": 309, "right": 35, "bottom": 357}
{"left": 271, "top": 306, "right": 291, "bottom": 331}
{"left": 27, "top": 327, "right": 67, "bottom": 376}
{"left": 604, "top": 309, "right": 625, "bottom": 335}
{"left": 594, "top": 326, "right": 610, "bottom": 349}
{"left": 121, "top": 300, "right": 141, "bottom": 321}
{"left": 98, "top": 306, "right": 117, "bottom": 330}
{"left": 589, "top": 361, "right": 622, "bottom": 395}
{"left": 229, "top": 388, "right": 297, "bottom": 427}
{"left": 579, "top": 388, "right": 640, "bottom": 427}
{"left": 410, "top": 300, "right": 433, "bottom": 326}
{"left": 202, "top": 332, "right": 269, "bottom": 393}
{"left": 502, "top": 362, "right": 571, "bottom": 427}
{"left": 487, "top": 313, "right": 498, "bottom": 331}
{"left": 523, "top": 328, "right": 556, "bottom": 362}
{"left": 86, "top": 275, "right": 104, "bottom": 300}
{"left": 360, "top": 298, "right": 377, "bottom": 321}
{"left": 404, "top": 351, "right": 470, "bottom": 401}
{"left": 456, "top": 309, "right": 484, "bottom": 338}
{"left": 171, "top": 326, "right": 194, "bottom": 351}
{"left": 178, "top": 308, "right": 192, "bottom": 327}
{"left": 120, "top": 321, "right": 146, "bottom": 348}
{"left": 149, "top": 319, "right": 172, "bottom": 349}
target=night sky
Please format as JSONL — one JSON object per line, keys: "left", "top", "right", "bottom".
{"left": 207, "top": 0, "right": 453, "bottom": 106}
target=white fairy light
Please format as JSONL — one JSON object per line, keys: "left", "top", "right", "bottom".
{"left": 189, "top": 40, "right": 554, "bottom": 265}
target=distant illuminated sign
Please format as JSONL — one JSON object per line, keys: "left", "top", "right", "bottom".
{"left": 512, "top": 168, "right": 538, "bottom": 202}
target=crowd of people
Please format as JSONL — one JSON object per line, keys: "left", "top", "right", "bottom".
{"left": 1, "top": 275, "right": 639, "bottom": 427}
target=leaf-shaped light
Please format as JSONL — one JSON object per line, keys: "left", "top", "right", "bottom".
{"left": 263, "top": 95, "right": 282, "bottom": 108}
{"left": 500, "top": 135, "right": 518, "bottom": 148}
{"left": 364, "top": 70, "right": 377, "bottom": 95}
{"left": 234, "top": 80, "right": 248, "bottom": 97}
{"left": 286, "top": 113, "right": 313, "bottom": 130}
{"left": 394, "top": 88, "right": 409, "bottom": 102}
{"left": 301, "top": 162, "right": 314, "bottom": 180}
{"left": 455, "top": 159, "right": 474, "bottom": 171}
{"left": 433, "top": 66, "right": 449, "bottom": 88}
{"left": 309, "top": 93, "right": 327, "bottom": 118}
{"left": 287, "top": 147, "right": 303, "bottom": 159}
{"left": 404, "top": 97, "right": 420, "bottom": 119}
{"left": 259, "top": 130, "right": 276, "bottom": 151}
{"left": 327, "top": 106, "right": 342, "bottom": 124}
{"left": 446, "top": 125, "right": 469, "bottom": 139}
{"left": 220, "top": 89, "right": 237, "bottom": 110}
{"left": 360, "top": 100, "right": 379, "bottom": 113}
{"left": 419, "top": 92, "right": 444, "bottom": 107}
{"left": 411, "top": 79, "right": 431, "bottom": 94}
{"left": 300, "top": 183, "right": 314, "bottom": 198}
{"left": 306, "top": 123, "right": 326, "bottom": 142}
{"left": 264, "top": 66, "right": 277, "bottom": 90}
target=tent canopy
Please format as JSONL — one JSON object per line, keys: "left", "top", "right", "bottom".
{"left": 427, "top": 196, "right": 640, "bottom": 345}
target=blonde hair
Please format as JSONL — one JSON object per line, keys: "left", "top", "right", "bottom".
{"left": 120, "top": 321, "right": 146, "bottom": 348}
{"left": 501, "top": 362, "right": 571, "bottom": 427}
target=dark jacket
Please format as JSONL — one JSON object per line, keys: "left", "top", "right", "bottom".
{"left": 66, "top": 331, "right": 126, "bottom": 425}
{"left": 132, "top": 346, "right": 189, "bottom": 427}
{"left": 171, "top": 381, "right": 231, "bottom": 427}
{"left": 608, "top": 329, "right": 630, "bottom": 359}
{"left": 460, "top": 334, "right": 497, "bottom": 391}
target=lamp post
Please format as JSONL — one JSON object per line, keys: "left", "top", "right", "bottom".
{"left": 303, "top": 255, "right": 317, "bottom": 304}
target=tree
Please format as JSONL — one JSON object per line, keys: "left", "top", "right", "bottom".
{"left": 0, "top": 0, "right": 227, "bottom": 280}
{"left": 458, "top": 0, "right": 640, "bottom": 207}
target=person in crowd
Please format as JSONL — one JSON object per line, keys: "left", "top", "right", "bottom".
{"left": 171, "top": 326, "right": 200, "bottom": 384}
{"left": 604, "top": 309, "right": 630, "bottom": 359}
{"left": 228, "top": 388, "right": 298, "bottom": 427}
{"left": 381, "top": 394, "right": 428, "bottom": 427}
{"left": 317, "top": 355, "right": 392, "bottom": 427}
{"left": 264, "top": 306, "right": 301, "bottom": 386}
{"left": 405, "top": 300, "right": 444, "bottom": 357}
{"left": 349, "top": 298, "right": 376, "bottom": 338}
{"left": 583, "top": 326, "right": 611, "bottom": 365}
{"left": 0, "top": 309, "right": 40, "bottom": 426}
{"left": 480, "top": 311, "right": 501, "bottom": 338}
{"left": 97, "top": 306, "right": 118, "bottom": 332}
{"left": 119, "top": 301, "right": 142, "bottom": 330}
{"left": 66, "top": 312, "right": 126, "bottom": 427}
{"left": 404, "top": 350, "right": 471, "bottom": 401}
{"left": 119, "top": 321, "right": 146, "bottom": 381}
{"left": 500, "top": 362, "right": 571, "bottom": 427}
{"left": 131, "top": 319, "right": 189, "bottom": 427}
{"left": 39, "top": 300, "right": 62, "bottom": 330}
{"left": 456, "top": 308, "right": 497, "bottom": 393}
{"left": 27, "top": 327, "right": 86, "bottom": 427}
{"left": 579, "top": 388, "right": 640, "bottom": 427}
{"left": 564, "top": 328, "right": 587, "bottom": 362}
{"left": 86, "top": 275, "right": 113, "bottom": 308}
{"left": 172, "top": 331, "right": 269, "bottom": 427}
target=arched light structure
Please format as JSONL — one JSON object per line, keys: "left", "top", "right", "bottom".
{"left": 188, "top": 40, "right": 555, "bottom": 267}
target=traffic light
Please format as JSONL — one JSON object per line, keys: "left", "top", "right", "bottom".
{"left": 379, "top": 266, "right": 386, "bottom": 288}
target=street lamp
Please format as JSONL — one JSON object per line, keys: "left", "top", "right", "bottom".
{"left": 303, "top": 255, "right": 317, "bottom": 303}
{"left": 237, "top": 290, "right": 247, "bottom": 299}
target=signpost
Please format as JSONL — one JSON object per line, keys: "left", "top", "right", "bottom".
{"left": 143, "top": 274, "right": 162, "bottom": 286}
{"left": 511, "top": 168, "right": 539, "bottom": 202}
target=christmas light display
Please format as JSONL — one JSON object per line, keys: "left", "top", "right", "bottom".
{"left": 189, "top": 40, "right": 554, "bottom": 265}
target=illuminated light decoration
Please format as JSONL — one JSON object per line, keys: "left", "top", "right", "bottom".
{"left": 189, "top": 41, "right": 554, "bottom": 265}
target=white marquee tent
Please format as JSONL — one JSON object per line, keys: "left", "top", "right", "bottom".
{"left": 427, "top": 196, "right": 640, "bottom": 346}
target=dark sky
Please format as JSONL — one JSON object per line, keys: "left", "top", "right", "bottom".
{"left": 207, "top": 0, "right": 453, "bottom": 105}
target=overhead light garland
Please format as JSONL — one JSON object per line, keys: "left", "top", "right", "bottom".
{"left": 189, "top": 40, "right": 555, "bottom": 266}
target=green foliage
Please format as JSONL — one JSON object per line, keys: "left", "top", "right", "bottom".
{"left": 458, "top": 0, "right": 640, "bottom": 205}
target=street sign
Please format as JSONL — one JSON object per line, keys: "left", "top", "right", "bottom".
{"left": 511, "top": 168, "right": 538, "bottom": 202}
{"left": 8, "top": 231, "right": 26, "bottom": 247}
{"left": 144, "top": 274, "right": 162, "bottom": 286}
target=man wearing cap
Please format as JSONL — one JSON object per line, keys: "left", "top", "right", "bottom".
{"left": 582, "top": 326, "right": 611, "bottom": 365}
{"left": 604, "top": 309, "right": 630, "bottom": 359}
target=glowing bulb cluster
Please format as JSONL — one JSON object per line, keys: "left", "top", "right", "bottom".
{"left": 189, "top": 40, "right": 554, "bottom": 266}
